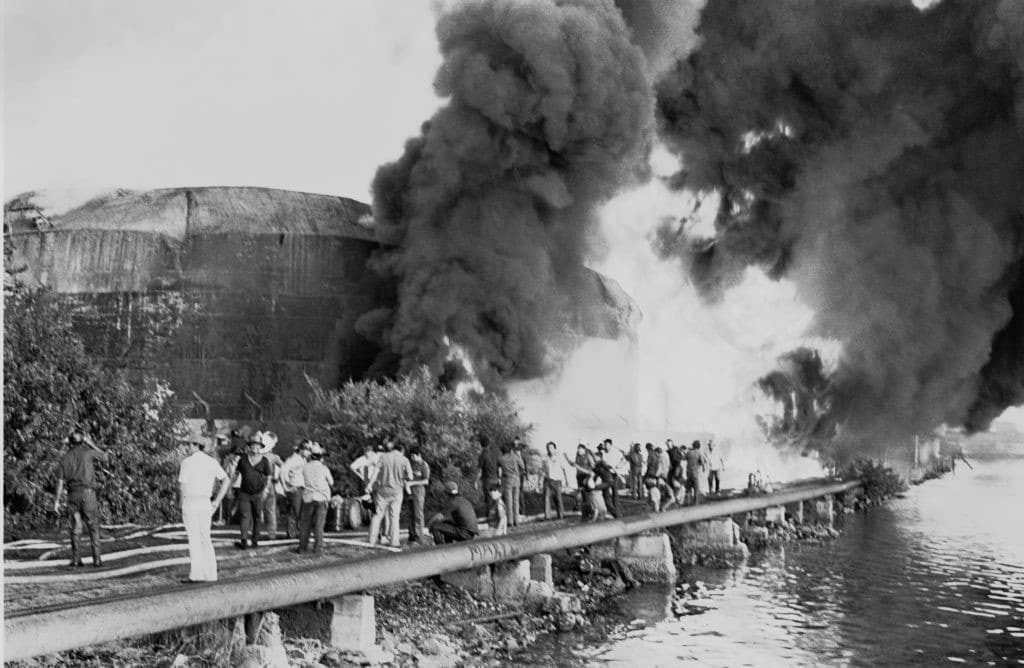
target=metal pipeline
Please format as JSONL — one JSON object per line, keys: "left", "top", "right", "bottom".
{"left": 4, "top": 480, "right": 859, "bottom": 660}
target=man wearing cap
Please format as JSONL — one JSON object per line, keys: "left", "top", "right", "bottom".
{"left": 255, "top": 433, "right": 283, "bottom": 541}
{"left": 296, "top": 442, "right": 333, "bottom": 553}
{"left": 231, "top": 438, "right": 274, "bottom": 548}
{"left": 178, "top": 438, "right": 231, "bottom": 582}
{"left": 52, "top": 429, "right": 108, "bottom": 567}
{"left": 428, "top": 481, "right": 478, "bottom": 544}
{"left": 281, "top": 439, "right": 311, "bottom": 539}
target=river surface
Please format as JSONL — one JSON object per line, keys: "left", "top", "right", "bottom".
{"left": 525, "top": 456, "right": 1024, "bottom": 666}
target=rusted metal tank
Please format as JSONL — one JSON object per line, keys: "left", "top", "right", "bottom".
{"left": 5, "top": 187, "right": 638, "bottom": 422}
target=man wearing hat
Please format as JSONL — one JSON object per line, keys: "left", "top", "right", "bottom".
{"left": 428, "top": 481, "right": 478, "bottom": 544}
{"left": 52, "top": 429, "right": 108, "bottom": 567}
{"left": 296, "top": 442, "right": 333, "bottom": 553}
{"left": 280, "top": 439, "right": 312, "bottom": 539}
{"left": 255, "top": 432, "right": 283, "bottom": 541}
{"left": 178, "top": 438, "right": 231, "bottom": 582}
{"left": 230, "top": 437, "right": 274, "bottom": 548}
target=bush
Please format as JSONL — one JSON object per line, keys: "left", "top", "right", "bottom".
{"left": 3, "top": 243, "right": 188, "bottom": 537}
{"left": 307, "top": 368, "right": 531, "bottom": 507}
{"left": 841, "top": 457, "right": 907, "bottom": 505}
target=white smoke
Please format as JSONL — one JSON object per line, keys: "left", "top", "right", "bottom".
{"left": 510, "top": 146, "right": 829, "bottom": 483}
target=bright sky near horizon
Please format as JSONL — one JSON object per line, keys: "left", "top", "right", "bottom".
{"left": 2, "top": 0, "right": 444, "bottom": 202}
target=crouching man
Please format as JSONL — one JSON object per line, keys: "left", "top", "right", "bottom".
{"left": 178, "top": 438, "right": 231, "bottom": 582}
{"left": 428, "top": 481, "right": 478, "bottom": 544}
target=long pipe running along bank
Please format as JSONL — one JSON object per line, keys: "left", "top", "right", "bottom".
{"left": 4, "top": 480, "right": 859, "bottom": 660}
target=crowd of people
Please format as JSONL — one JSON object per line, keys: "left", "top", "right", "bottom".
{"left": 51, "top": 428, "right": 730, "bottom": 584}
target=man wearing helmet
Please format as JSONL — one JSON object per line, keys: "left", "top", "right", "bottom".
{"left": 52, "top": 429, "right": 109, "bottom": 567}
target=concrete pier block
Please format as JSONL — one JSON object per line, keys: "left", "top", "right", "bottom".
{"left": 493, "top": 560, "right": 531, "bottom": 603}
{"left": 441, "top": 566, "right": 494, "bottom": 601}
{"left": 614, "top": 533, "right": 677, "bottom": 583}
{"left": 672, "top": 519, "right": 749, "bottom": 567}
{"left": 330, "top": 595, "right": 376, "bottom": 652}
{"left": 234, "top": 612, "right": 288, "bottom": 668}
{"left": 785, "top": 501, "right": 804, "bottom": 524}
{"left": 807, "top": 494, "right": 834, "bottom": 527}
{"left": 529, "top": 554, "right": 553, "bottom": 586}
{"left": 589, "top": 540, "right": 618, "bottom": 562}
{"left": 524, "top": 580, "right": 555, "bottom": 610}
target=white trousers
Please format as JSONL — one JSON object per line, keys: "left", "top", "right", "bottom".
{"left": 182, "top": 500, "right": 217, "bottom": 581}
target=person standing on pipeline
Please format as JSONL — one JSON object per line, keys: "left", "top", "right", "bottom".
{"left": 232, "top": 437, "right": 274, "bottom": 549}
{"left": 706, "top": 439, "right": 725, "bottom": 495}
{"left": 499, "top": 441, "right": 526, "bottom": 527}
{"left": 280, "top": 439, "right": 311, "bottom": 539}
{"left": 685, "top": 440, "right": 710, "bottom": 505}
{"left": 296, "top": 442, "right": 333, "bottom": 554}
{"left": 476, "top": 435, "right": 502, "bottom": 517}
{"left": 178, "top": 438, "right": 230, "bottom": 582}
{"left": 53, "top": 429, "right": 108, "bottom": 567}
{"left": 626, "top": 442, "right": 645, "bottom": 500}
{"left": 542, "top": 441, "right": 570, "bottom": 520}
{"left": 406, "top": 446, "right": 431, "bottom": 544}
{"left": 366, "top": 439, "right": 412, "bottom": 548}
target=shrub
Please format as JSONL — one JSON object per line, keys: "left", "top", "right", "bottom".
{"left": 307, "top": 368, "right": 531, "bottom": 507}
{"left": 841, "top": 457, "right": 907, "bottom": 504}
{"left": 3, "top": 242, "right": 188, "bottom": 537}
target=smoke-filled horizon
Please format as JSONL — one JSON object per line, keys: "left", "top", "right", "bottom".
{"left": 370, "top": 0, "right": 1024, "bottom": 459}
{"left": 656, "top": 0, "right": 1024, "bottom": 455}
{"left": 364, "top": 0, "right": 654, "bottom": 388}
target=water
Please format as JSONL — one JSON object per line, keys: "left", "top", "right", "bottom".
{"left": 531, "top": 457, "right": 1024, "bottom": 666}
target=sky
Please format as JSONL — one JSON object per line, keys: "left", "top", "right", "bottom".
{"left": 3, "top": 0, "right": 1023, "bottom": 433}
{"left": 3, "top": 0, "right": 443, "bottom": 202}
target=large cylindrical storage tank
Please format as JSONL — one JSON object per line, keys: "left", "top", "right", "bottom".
{"left": 6, "top": 187, "right": 389, "bottom": 418}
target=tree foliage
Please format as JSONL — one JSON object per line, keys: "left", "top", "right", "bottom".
{"left": 307, "top": 368, "right": 531, "bottom": 506}
{"left": 3, "top": 242, "right": 188, "bottom": 537}
{"left": 841, "top": 457, "right": 908, "bottom": 505}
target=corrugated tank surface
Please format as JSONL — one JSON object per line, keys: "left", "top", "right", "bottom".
{"left": 6, "top": 187, "right": 388, "bottom": 418}
{"left": 5, "top": 186, "right": 638, "bottom": 421}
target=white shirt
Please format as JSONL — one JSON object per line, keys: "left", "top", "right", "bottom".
{"left": 350, "top": 451, "right": 380, "bottom": 483}
{"left": 179, "top": 451, "right": 228, "bottom": 503}
{"left": 601, "top": 446, "right": 627, "bottom": 475}
{"left": 281, "top": 453, "right": 306, "bottom": 490}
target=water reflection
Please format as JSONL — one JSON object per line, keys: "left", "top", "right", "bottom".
{"left": 530, "top": 458, "right": 1024, "bottom": 666}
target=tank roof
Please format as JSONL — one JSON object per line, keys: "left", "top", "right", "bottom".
{"left": 4, "top": 187, "right": 376, "bottom": 241}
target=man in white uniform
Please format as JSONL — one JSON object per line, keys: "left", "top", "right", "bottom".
{"left": 178, "top": 438, "right": 231, "bottom": 582}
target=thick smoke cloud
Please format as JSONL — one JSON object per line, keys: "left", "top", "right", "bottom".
{"left": 656, "top": 0, "right": 1024, "bottom": 452}
{"left": 365, "top": 0, "right": 653, "bottom": 388}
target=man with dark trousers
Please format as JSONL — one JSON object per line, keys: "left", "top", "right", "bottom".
{"left": 428, "top": 481, "right": 479, "bottom": 544}
{"left": 231, "top": 437, "right": 274, "bottom": 548}
{"left": 53, "top": 429, "right": 108, "bottom": 567}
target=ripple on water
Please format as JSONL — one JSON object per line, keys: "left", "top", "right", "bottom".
{"left": 525, "top": 458, "right": 1024, "bottom": 667}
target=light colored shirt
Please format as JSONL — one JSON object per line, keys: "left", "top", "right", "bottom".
{"left": 657, "top": 451, "right": 670, "bottom": 478}
{"left": 543, "top": 454, "right": 570, "bottom": 484}
{"left": 281, "top": 453, "right": 306, "bottom": 491}
{"left": 179, "top": 451, "right": 228, "bottom": 503}
{"left": 301, "top": 461, "right": 334, "bottom": 503}
{"left": 350, "top": 451, "right": 380, "bottom": 483}
{"left": 373, "top": 451, "right": 412, "bottom": 493}
{"left": 601, "top": 446, "right": 627, "bottom": 475}
{"left": 708, "top": 451, "right": 725, "bottom": 471}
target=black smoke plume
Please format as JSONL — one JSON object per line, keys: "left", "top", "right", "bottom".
{"left": 365, "top": 0, "right": 653, "bottom": 388}
{"left": 657, "top": 0, "right": 1024, "bottom": 454}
